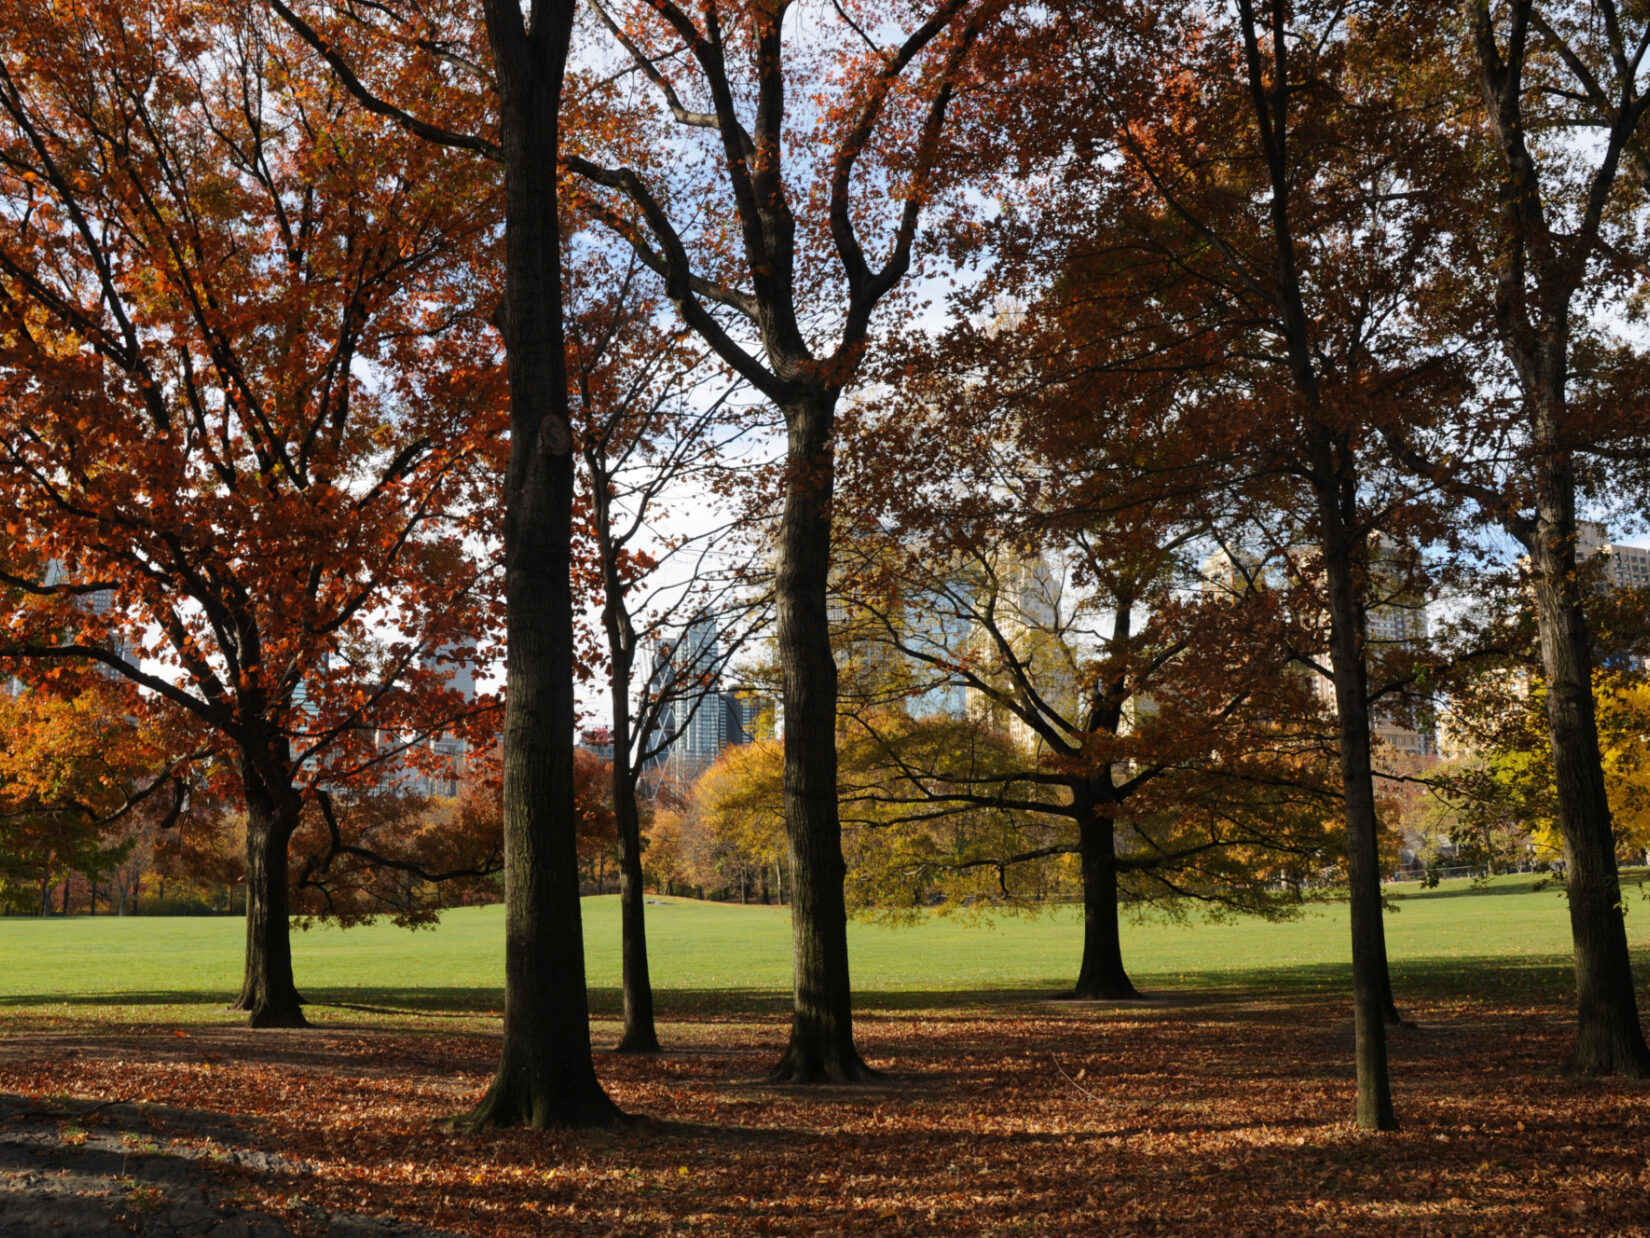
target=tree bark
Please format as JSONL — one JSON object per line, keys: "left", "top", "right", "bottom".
{"left": 1376, "top": 934, "right": 1406, "bottom": 1028}
{"left": 234, "top": 772, "right": 306, "bottom": 1029}
{"left": 771, "top": 394, "right": 872, "bottom": 1083}
{"left": 1071, "top": 789, "right": 1139, "bottom": 1000}
{"left": 1527, "top": 456, "right": 1650, "bottom": 1076}
{"left": 466, "top": 0, "right": 623, "bottom": 1128}
{"left": 1310, "top": 438, "right": 1397, "bottom": 1130}
{"left": 611, "top": 677, "right": 659, "bottom": 1054}
{"left": 1462, "top": 0, "right": 1650, "bottom": 1077}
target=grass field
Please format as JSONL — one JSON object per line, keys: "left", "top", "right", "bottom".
{"left": 0, "top": 873, "right": 1628, "bottom": 1018}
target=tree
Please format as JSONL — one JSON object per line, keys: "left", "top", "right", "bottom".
{"left": 1393, "top": 0, "right": 1650, "bottom": 1076}
{"left": 0, "top": 680, "right": 192, "bottom": 916}
{"left": 672, "top": 739, "right": 789, "bottom": 901}
{"left": 829, "top": 510, "right": 1344, "bottom": 1000}
{"left": 566, "top": 247, "right": 767, "bottom": 1052}
{"left": 980, "top": 0, "right": 1482, "bottom": 1127}
{"left": 0, "top": 1, "right": 499, "bottom": 1025}
{"left": 267, "top": 0, "right": 628, "bottom": 1123}
{"left": 567, "top": 0, "right": 1007, "bottom": 1083}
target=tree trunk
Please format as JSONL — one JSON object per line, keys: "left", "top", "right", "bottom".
{"left": 611, "top": 677, "right": 659, "bottom": 1054}
{"left": 770, "top": 392, "right": 872, "bottom": 1084}
{"left": 1375, "top": 923, "right": 1406, "bottom": 1027}
{"left": 466, "top": 1, "right": 622, "bottom": 1127}
{"left": 614, "top": 774, "right": 658, "bottom": 1054}
{"left": 1527, "top": 456, "right": 1650, "bottom": 1076}
{"left": 1071, "top": 790, "right": 1138, "bottom": 1000}
{"left": 234, "top": 775, "right": 307, "bottom": 1029}
{"left": 1463, "top": 0, "right": 1650, "bottom": 1077}
{"left": 1311, "top": 441, "right": 1398, "bottom": 1130}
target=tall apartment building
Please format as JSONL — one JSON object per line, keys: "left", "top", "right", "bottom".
{"left": 366, "top": 644, "right": 478, "bottom": 799}
{"left": 1577, "top": 522, "right": 1650, "bottom": 588}
{"left": 647, "top": 615, "right": 773, "bottom": 782}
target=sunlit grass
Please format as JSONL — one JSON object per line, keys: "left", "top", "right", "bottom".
{"left": 1, "top": 871, "right": 1633, "bottom": 1027}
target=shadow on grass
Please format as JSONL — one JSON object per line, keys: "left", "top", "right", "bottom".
{"left": 1385, "top": 867, "right": 1650, "bottom": 903}
{"left": 0, "top": 951, "right": 1597, "bottom": 1021}
{"left": 1386, "top": 880, "right": 1564, "bottom": 902}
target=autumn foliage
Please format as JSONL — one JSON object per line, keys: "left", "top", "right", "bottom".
{"left": 0, "top": 0, "right": 503, "bottom": 1022}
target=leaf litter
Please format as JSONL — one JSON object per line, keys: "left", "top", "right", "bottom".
{"left": 2, "top": 990, "right": 1647, "bottom": 1236}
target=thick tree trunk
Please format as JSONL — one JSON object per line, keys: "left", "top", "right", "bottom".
{"left": 771, "top": 393, "right": 872, "bottom": 1084}
{"left": 1312, "top": 448, "right": 1398, "bottom": 1131}
{"left": 1527, "top": 453, "right": 1650, "bottom": 1076}
{"left": 1071, "top": 790, "right": 1138, "bottom": 1000}
{"left": 234, "top": 776, "right": 306, "bottom": 1029}
{"left": 467, "top": 2, "right": 622, "bottom": 1128}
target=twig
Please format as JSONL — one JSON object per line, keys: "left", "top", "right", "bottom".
{"left": 16, "top": 1095, "right": 133, "bottom": 1121}
{"left": 1050, "top": 1055, "right": 1106, "bottom": 1103}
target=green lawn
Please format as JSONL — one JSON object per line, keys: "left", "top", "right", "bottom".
{"left": 0, "top": 873, "right": 1634, "bottom": 1019}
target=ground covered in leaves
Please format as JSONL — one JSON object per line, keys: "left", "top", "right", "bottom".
{"left": 1, "top": 985, "right": 1647, "bottom": 1236}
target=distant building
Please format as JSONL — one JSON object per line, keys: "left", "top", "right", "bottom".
{"left": 40, "top": 559, "right": 138, "bottom": 679}
{"left": 1200, "top": 540, "right": 1437, "bottom": 758}
{"left": 1578, "top": 521, "right": 1650, "bottom": 589}
{"left": 1200, "top": 547, "right": 1271, "bottom": 597}
{"left": 647, "top": 615, "right": 768, "bottom": 781}
{"left": 724, "top": 687, "right": 776, "bottom": 744}
{"left": 960, "top": 551, "right": 1077, "bottom": 750}
{"left": 579, "top": 727, "right": 615, "bottom": 762}
{"left": 367, "top": 644, "right": 478, "bottom": 799}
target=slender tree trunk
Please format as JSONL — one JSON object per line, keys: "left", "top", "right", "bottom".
{"left": 610, "top": 673, "right": 659, "bottom": 1054}
{"left": 234, "top": 775, "right": 306, "bottom": 1029}
{"left": 467, "top": 0, "right": 622, "bottom": 1127}
{"left": 1463, "top": 0, "right": 1650, "bottom": 1077}
{"left": 38, "top": 869, "right": 48, "bottom": 918}
{"left": 1311, "top": 441, "right": 1398, "bottom": 1131}
{"left": 1070, "top": 787, "right": 1138, "bottom": 1000}
{"left": 771, "top": 392, "right": 871, "bottom": 1084}
{"left": 1526, "top": 444, "right": 1650, "bottom": 1076}
{"left": 1221, "top": 0, "right": 1399, "bottom": 1128}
